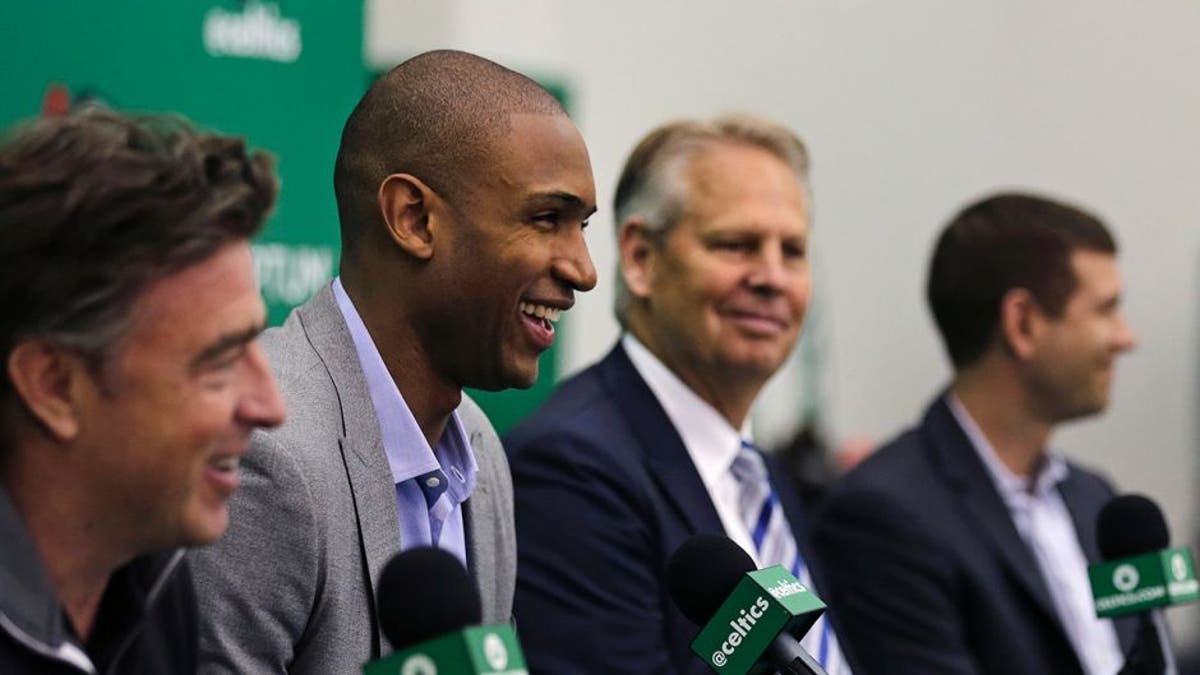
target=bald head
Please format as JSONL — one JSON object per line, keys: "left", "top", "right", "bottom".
{"left": 334, "top": 49, "right": 565, "bottom": 255}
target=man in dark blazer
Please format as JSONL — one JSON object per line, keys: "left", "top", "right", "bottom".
{"left": 506, "top": 115, "right": 854, "bottom": 674}
{"left": 815, "top": 193, "right": 1145, "bottom": 674}
{"left": 191, "top": 50, "right": 599, "bottom": 673}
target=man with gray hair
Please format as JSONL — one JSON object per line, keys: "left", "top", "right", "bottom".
{"left": 505, "top": 115, "right": 856, "bottom": 674}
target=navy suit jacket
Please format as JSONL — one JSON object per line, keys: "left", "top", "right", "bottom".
{"left": 814, "top": 396, "right": 1136, "bottom": 675}
{"left": 505, "top": 345, "right": 851, "bottom": 674}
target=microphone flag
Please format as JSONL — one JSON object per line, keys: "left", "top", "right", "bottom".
{"left": 363, "top": 624, "right": 527, "bottom": 675}
{"left": 1090, "top": 548, "right": 1199, "bottom": 618}
{"left": 690, "top": 564, "right": 826, "bottom": 674}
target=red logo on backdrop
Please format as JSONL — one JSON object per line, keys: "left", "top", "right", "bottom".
{"left": 40, "top": 84, "right": 114, "bottom": 117}
{"left": 42, "top": 84, "right": 71, "bottom": 116}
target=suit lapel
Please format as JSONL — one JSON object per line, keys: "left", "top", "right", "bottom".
{"left": 1059, "top": 474, "right": 1101, "bottom": 563}
{"left": 297, "top": 285, "right": 402, "bottom": 649}
{"left": 924, "top": 399, "right": 1063, "bottom": 625}
{"left": 599, "top": 346, "right": 725, "bottom": 536}
{"left": 462, "top": 418, "right": 499, "bottom": 621}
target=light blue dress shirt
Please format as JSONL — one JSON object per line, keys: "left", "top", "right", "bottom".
{"left": 947, "top": 394, "right": 1124, "bottom": 675}
{"left": 332, "top": 277, "right": 478, "bottom": 568}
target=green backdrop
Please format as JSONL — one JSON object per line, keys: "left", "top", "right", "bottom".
{"left": 0, "top": 0, "right": 363, "bottom": 326}
{"left": 0, "top": 1, "right": 563, "bottom": 434}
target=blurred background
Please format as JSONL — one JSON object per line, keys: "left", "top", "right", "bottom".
{"left": 2, "top": 0, "right": 1196, "bottom": 654}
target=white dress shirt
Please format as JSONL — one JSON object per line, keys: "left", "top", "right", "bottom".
{"left": 622, "top": 334, "right": 763, "bottom": 562}
{"left": 625, "top": 335, "right": 854, "bottom": 674}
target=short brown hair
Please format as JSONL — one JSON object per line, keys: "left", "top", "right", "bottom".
{"left": 927, "top": 191, "right": 1117, "bottom": 370}
{"left": 0, "top": 107, "right": 278, "bottom": 393}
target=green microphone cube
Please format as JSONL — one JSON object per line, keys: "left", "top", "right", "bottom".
{"left": 364, "top": 624, "right": 527, "bottom": 675}
{"left": 1090, "top": 547, "right": 1199, "bottom": 618}
{"left": 690, "top": 565, "right": 826, "bottom": 674}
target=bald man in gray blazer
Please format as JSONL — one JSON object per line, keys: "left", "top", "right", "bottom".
{"left": 190, "top": 49, "right": 597, "bottom": 674}
{"left": 192, "top": 285, "right": 516, "bottom": 673}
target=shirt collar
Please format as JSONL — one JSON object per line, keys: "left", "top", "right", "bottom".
{"left": 332, "top": 278, "right": 477, "bottom": 498}
{"left": 946, "top": 393, "right": 1068, "bottom": 499}
{"left": 623, "top": 333, "right": 751, "bottom": 487}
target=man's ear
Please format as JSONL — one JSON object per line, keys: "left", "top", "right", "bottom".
{"left": 6, "top": 340, "right": 86, "bottom": 441}
{"left": 378, "top": 173, "right": 440, "bottom": 261}
{"left": 618, "top": 218, "right": 660, "bottom": 300}
{"left": 998, "top": 287, "right": 1042, "bottom": 361}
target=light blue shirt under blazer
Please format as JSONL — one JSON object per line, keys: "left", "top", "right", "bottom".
{"left": 332, "top": 277, "right": 477, "bottom": 568}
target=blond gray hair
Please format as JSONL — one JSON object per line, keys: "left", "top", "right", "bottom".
{"left": 611, "top": 113, "right": 811, "bottom": 326}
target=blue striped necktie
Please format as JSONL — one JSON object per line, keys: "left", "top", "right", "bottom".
{"left": 731, "top": 440, "right": 851, "bottom": 675}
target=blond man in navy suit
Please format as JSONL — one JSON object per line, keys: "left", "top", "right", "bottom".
{"left": 507, "top": 115, "right": 856, "bottom": 675}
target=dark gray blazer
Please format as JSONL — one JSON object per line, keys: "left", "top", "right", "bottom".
{"left": 191, "top": 284, "right": 516, "bottom": 674}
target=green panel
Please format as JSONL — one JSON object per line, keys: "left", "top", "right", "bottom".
{"left": 467, "top": 364, "right": 558, "bottom": 437}
{"left": 691, "top": 566, "right": 825, "bottom": 675}
{"left": 364, "top": 630, "right": 471, "bottom": 675}
{"left": 1088, "top": 548, "right": 1199, "bottom": 617}
{"left": 364, "top": 625, "right": 528, "bottom": 675}
{"left": 752, "top": 566, "right": 827, "bottom": 617}
{"left": 1165, "top": 548, "right": 1200, "bottom": 602}
{"left": 463, "top": 624, "right": 529, "bottom": 674}
{"left": 0, "top": 0, "right": 367, "bottom": 325}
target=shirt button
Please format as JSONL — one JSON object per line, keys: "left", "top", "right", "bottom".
{"left": 425, "top": 476, "right": 441, "bottom": 488}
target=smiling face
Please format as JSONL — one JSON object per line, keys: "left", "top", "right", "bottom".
{"left": 1023, "top": 249, "right": 1136, "bottom": 422}
{"left": 72, "top": 242, "right": 285, "bottom": 549}
{"left": 624, "top": 141, "right": 811, "bottom": 404}
{"left": 430, "top": 112, "right": 598, "bottom": 391}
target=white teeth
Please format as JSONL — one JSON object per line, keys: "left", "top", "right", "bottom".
{"left": 209, "top": 456, "right": 239, "bottom": 472}
{"left": 520, "top": 302, "right": 562, "bottom": 323}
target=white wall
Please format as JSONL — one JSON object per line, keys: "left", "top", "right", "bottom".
{"left": 367, "top": 0, "right": 1199, "bottom": 645}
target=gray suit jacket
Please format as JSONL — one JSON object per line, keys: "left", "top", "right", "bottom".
{"left": 191, "top": 284, "right": 516, "bottom": 674}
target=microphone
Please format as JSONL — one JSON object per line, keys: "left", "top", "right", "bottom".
{"left": 364, "top": 547, "right": 528, "bottom": 675}
{"left": 1090, "top": 495, "right": 1197, "bottom": 675}
{"left": 667, "top": 534, "right": 829, "bottom": 675}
